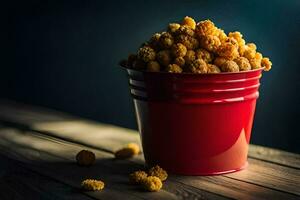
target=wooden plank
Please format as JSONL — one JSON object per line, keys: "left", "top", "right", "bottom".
{"left": 249, "top": 145, "right": 300, "bottom": 169}
{"left": 0, "top": 100, "right": 299, "bottom": 169}
{"left": 0, "top": 155, "right": 93, "bottom": 200}
{"left": 0, "top": 127, "right": 230, "bottom": 200}
{"left": 0, "top": 127, "right": 298, "bottom": 200}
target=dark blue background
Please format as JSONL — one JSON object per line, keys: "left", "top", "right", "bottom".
{"left": 3, "top": 0, "right": 300, "bottom": 153}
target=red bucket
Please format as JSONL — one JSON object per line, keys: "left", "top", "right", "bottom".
{"left": 125, "top": 68, "right": 263, "bottom": 175}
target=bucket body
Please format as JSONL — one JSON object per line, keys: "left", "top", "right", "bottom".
{"left": 126, "top": 68, "right": 263, "bottom": 175}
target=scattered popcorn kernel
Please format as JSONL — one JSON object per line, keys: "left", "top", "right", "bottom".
{"left": 157, "top": 50, "right": 172, "bottom": 66}
{"left": 141, "top": 176, "right": 162, "bottom": 192}
{"left": 213, "top": 57, "right": 228, "bottom": 67}
{"left": 189, "top": 59, "right": 208, "bottom": 74}
{"left": 168, "top": 23, "right": 181, "bottom": 34}
{"left": 137, "top": 46, "right": 156, "bottom": 62}
{"left": 81, "top": 179, "right": 105, "bottom": 191}
{"left": 126, "top": 143, "right": 140, "bottom": 155}
{"left": 234, "top": 57, "right": 251, "bottom": 71}
{"left": 148, "top": 165, "right": 168, "bottom": 181}
{"left": 115, "top": 143, "right": 140, "bottom": 159}
{"left": 159, "top": 32, "right": 174, "bottom": 49}
{"left": 147, "top": 61, "right": 160, "bottom": 72}
{"left": 195, "top": 19, "right": 218, "bottom": 37}
{"left": 184, "top": 50, "right": 196, "bottom": 65}
{"left": 171, "top": 43, "right": 187, "bottom": 57}
{"left": 129, "top": 170, "right": 148, "bottom": 184}
{"left": 174, "top": 57, "right": 185, "bottom": 67}
{"left": 76, "top": 150, "right": 96, "bottom": 166}
{"left": 207, "top": 64, "right": 221, "bottom": 73}
{"left": 221, "top": 60, "right": 239, "bottom": 72}
{"left": 182, "top": 16, "right": 196, "bottom": 30}
{"left": 166, "top": 64, "right": 183, "bottom": 73}
{"left": 200, "top": 35, "right": 221, "bottom": 53}
{"left": 217, "top": 42, "right": 239, "bottom": 60}
{"left": 261, "top": 57, "right": 272, "bottom": 71}
{"left": 195, "top": 48, "right": 214, "bottom": 63}
{"left": 115, "top": 147, "right": 135, "bottom": 159}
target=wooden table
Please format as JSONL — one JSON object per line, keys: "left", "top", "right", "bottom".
{"left": 0, "top": 100, "right": 299, "bottom": 200}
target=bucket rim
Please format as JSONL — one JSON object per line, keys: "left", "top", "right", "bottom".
{"left": 120, "top": 63, "right": 265, "bottom": 76}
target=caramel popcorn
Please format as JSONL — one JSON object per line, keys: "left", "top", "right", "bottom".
{"left": 149, "top": 33, "right": 161, "bottom": 50}
{"left": 195, "top": 48, "right": 214, "bottom": 63}
{"left": 200, "top": 35, "right": 221, "bottom": 53}
{"left": 195, "top": 19, "right": 218, "bottom": 37}
{"left": 166, "top": 64, "right": 183, "bottom": 73}
{"left": 141, "top": 176, "right": 162, "bottom": 192}
{"left": 157, "top": 50, "right": 172, "bottom": 67}
{"left": 213, "top": 56, "right": 228, "bottom": 67}
{"left": 176, "top": 34, "right": 199, "bottom": 50}
{"left": 81, "top": 179, "right": 105, "bottom": 191}
{"left": 228, "top": 31, "right": 245, "bottom": 47}
{"left": 234, "top": 57, "right": 251, "bottom": 71}
{"left": 189, "top": 59, "right": 208, "bottom": 74}
{"left": 115, "top": 143, "right": 140, "bottom": 159}
{"left": 217, "top": 28, "right": 228, "bottom": 42}
{"left": 184, "top": 50, "right": 196, "bottom": 65}
{"left": 221, "top": 60, "right": 239, "bottom": 72}
{"left": 207, "top": 64, "right": 221, "bottom": 73}
{"left": 76, "top": 150, "right": 96, "bottom": 166}
{"left": 176, "top": 25, "right": 195, "bottom": 37}
{"left": 137, "top": 46, "right": 156, "bottom": 62}
{"left": 168, "top": 23, "right": 181, "bottom": 34}
{"left": 224, "top": 37, "right": 239, "bottom": 49}
{"left": 148, "top": 165, "right": 168, "bottom": 181}
{"left": 123, "top": 17, "right": 272, "bottom": 73}
{"left": 174, "top": 57, "right": 185, "bottom": 67}
{"left": 147, "top": 61, "right": 160, "bottom": 72}
{"left": 171, "top": 43, "right": 187, "bottom": 57}
{"left": 261, "top": 57, "right": 272, "bottom": 71}
{"left": 217, "top": 42, "right": 239, "bottom": 60}
{"left": 182, "top": 16, "right": 196, "bottom": 30}
{"left": 159, "top": 32, "right": 174, "bottom": 49}
{"left": 129, "top": 170, "right": 148, "bottom": 184}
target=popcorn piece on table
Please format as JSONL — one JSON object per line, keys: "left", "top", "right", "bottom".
{"left": 81, "top": 179, "right": 105, "bottom": 191}
{"left": 129, "top": 170, "right": 148, "bottom": 184}
{"left": 115, "top": 143, "right": 140, "bottom": 159}
{"left": 141, "top": 176, "right": 163, "bottom": 192}
{"left": 148, "top": 165, "right": 168, "bottom": 181}
{"left": 76, "top": 150, "right": 96, "bottom": 166}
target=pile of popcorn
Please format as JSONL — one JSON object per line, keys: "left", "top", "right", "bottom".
{"left": 123, "top": 16, "right": 272, "bottom": 73}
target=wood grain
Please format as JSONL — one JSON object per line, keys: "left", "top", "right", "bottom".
{"left": 0, "top": 127, "right": 230, "bottom": 200}
{"left": 0, "top": 154, "right": 92, "bottom": 200}
{"left": 0, "top": 126, "right": 298, "bottom": 199}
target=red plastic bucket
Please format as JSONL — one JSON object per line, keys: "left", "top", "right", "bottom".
{"left": 125, "top": 68, "right": 263, "bottom": 175}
